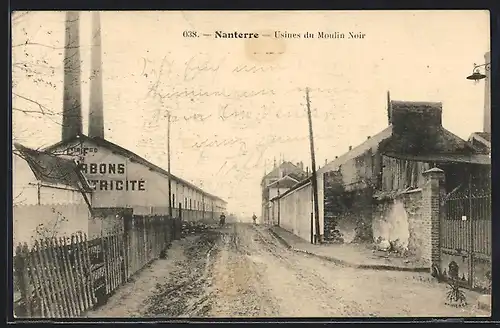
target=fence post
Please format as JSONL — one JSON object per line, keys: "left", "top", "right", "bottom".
{"left": 177, "top": 203, "right": 183, "bottom": 240}
{"left": 422, "top": 167, "right": 445, "bottom": 272}
{"left": 14, "top": 244, "right": 32, "bottom": 317}
{"left": 143, "top": 217, "right": 148, "bottom": 263}
{"left": 310, "top": 213, "right": 314, "bottom": 244}
{"left": 123, "top": 215, "right": 130, "bottom": 281}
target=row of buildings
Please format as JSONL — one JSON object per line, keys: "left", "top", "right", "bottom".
{"left": 260, "top": 56, "right": 491, "bottom": 291}
{"left": 13, "top": 12, "right": 227, "bottom": 246}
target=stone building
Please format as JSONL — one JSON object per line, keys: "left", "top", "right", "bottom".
{"left": 272, "top": 93, "right": 491, "bottom": 288}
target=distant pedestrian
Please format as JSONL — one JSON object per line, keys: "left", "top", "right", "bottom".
{"left": 219, "top": 213, "right": 226, "bottom": 227}
{"left": 252, "top": 213, "right": 257, "bottom": 225}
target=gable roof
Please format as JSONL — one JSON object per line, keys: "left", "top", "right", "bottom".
{"left": 267, "top": 175, "right": 299, "bottom": 189}
{"left": 277, "top": 176, "right": 313, "bottom": 199}
{"left": 468, "top": 132, "right": 491, "bottom": 152}
{"left": 472, "top": 132, "right": 491, "bottom": 143}
{"left": 380, "top": 126, "right": 483, "bottom": 155}
{"left": 43, "top": 134, "right": 226, "bottom": 203}
{"left": 261, "top": 161, "right": 306, "bottom": 184}
{"left": 318, "top": 126, "right": 393, "bottom": 175}
{"left": 318, "top": 123, "right": 486, "bottom": 176}
{"left": 14, "top": 143, "right": 92, "bottom": 192}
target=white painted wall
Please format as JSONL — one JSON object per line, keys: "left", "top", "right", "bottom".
{"left": 269, "top": 187, "right": 290, "bottom": 200}
{"left": 12, "top": 152, "right": 91, "bottom": 247}
{"left": 48, "top": 138, "right": 223, "bottom": 216}
{"left": 50, "top": 139, "right": 171, "bottom": 213}
{"left": 279, "top": 183, "right": 315, "bottom": 242}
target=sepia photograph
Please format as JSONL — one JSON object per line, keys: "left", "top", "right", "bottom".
{"left": 11, "top": 10, "right": 491, "bottom": 319}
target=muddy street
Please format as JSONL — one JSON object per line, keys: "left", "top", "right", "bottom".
{"left": 86, "top": 223, "right": 488, "bottom": 318}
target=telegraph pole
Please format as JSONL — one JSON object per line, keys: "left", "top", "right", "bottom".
{"left": 167, "top": 111, "right": 173, "bottom": 218}
{"left": 306, "top": 88, "right": 321, "bottom": 244}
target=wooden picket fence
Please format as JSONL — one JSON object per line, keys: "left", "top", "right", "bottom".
{"left": 14, "top": 215, "right": 178, "bottom": 318}
{"left": 14, "top": 232, "right": 95, "bottom": 318}
{"left": 124, "top": 215, "right": 172, "bottom": 280}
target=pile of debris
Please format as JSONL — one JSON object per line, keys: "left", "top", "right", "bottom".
{"left": 323, "top": 228, "right": 345, "bottom": 244}
{"left": 373, "top": 237, "right": 409, "bottom": 256}
{"left": 181, "top": 221, "right": 211, "bottom": 237}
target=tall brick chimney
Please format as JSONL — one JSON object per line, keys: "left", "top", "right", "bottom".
{"left": 88, "top": 11, "right": 105, "bottom": 139}
{"left": 390, "top": 100, "right": 443, "bottom": 153}
{"left": 483, "top": 51, "right": 491, "bottom": 134}
{"left": 61, "top": 11, "right": 83, "bottom": 142}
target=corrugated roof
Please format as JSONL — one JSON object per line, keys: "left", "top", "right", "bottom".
{"left": 475, "top": 132, "right": 491, "bottom": 142}
{"left": 469, "top": 132, "right": 491, "bottom": 149}
{"left": 383, "top": 152, "right": 491, "bottom": 165}
{"left": 43, "top": 134, "right": 226, "bottom": 203}
{"left": 14, "top": 143, "right": 92, "bottom": 192}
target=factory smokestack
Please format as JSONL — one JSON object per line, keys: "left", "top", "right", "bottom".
{"left": 62, "top": 11, "right": 83, "bottom": 142}
{"left": 88, "top": 11, "right": 105, "bottom": 139}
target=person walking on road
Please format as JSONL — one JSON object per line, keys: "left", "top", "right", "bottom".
{"left": 219, "top": 213, "right": 226, "bottom": 227}
{"left": 252, "top": 213, "right": 257, "bottom": 225}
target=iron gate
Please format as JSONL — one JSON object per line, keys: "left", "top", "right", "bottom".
{"left": 441, "top": 187, "right": 491, "bottom": 291}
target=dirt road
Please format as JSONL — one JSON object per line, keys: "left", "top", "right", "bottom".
{"left": 86, "top": 223, "right": 488, "bottom": 318}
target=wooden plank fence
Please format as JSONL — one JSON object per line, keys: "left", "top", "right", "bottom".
{"left": 14, "top": 215, "right": 178, "bottom": 318}
{"left": 14, "top": 232, "right": 95, "bottom": 318}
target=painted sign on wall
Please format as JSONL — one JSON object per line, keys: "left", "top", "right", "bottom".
{"left": 80, "top": 163, "right": 146, "bottom": 192}
{"left": 62, "top": 142, "right": 147, "bottom": 192}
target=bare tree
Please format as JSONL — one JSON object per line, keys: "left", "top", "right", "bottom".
{"left": 11, "top": 11, "right": 84, "bottom": 146}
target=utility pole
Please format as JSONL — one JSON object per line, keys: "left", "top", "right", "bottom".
{"left": 306, "top": 88, "right": 321, "bottom": 244}
{"left": 167, "top": 111, "right": 173, "bottom": 218}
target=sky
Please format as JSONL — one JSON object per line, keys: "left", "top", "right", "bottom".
{"left": 11, "top": 10, "right": 490, "bottom": 217}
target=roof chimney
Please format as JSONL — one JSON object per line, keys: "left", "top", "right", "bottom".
{"left": 391, "top": 101, "right": 442, "bottom": 130}
{"left": 335, "top": 156, "right": 338, "bottom": 159}
{"left": 88, "top": 11, "right": 105, "bottom": 139}
{"left": 299, "top": 161, "right": 304, "bottom": 170}
{"left": 391, "top": 101, "right": 443, "bottom": 152}
{"left": 387, "top": 90, "right": 392, "bottom": 125}
{"left": 324, "top": 159, "right": 327, "bottom": 165}
{"left": 367, "top": 136, "right": 371, "bottom": 139}
{"left": 484, "top": 51, "right": 491, "bottom": 134}
{"left": 61, "top": 11, "right": 83, "bottom": 142}
{"left": 348, "top": 146, "right": 352, "bottom": 151}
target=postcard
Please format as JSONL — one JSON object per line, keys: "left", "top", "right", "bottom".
{"left": 11, "top": 10, "right": 491, "bottom": 319}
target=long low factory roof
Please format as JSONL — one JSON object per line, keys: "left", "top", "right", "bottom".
{"left": 43, "top": 134, "right": 227, "bottom": 204}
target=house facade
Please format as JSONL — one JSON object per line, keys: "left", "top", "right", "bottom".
{"left": 260, "top": 161, "right": 307, "bottom": 225}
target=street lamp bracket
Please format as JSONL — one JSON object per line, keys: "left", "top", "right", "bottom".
{"left": 466, "top": 62, "right": 490, "bottom": 81}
